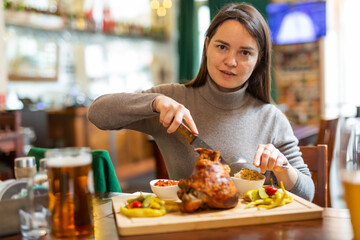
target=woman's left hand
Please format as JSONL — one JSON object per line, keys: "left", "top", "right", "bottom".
{"left": 253, "top": 144, "right": 289, "bottom": 174}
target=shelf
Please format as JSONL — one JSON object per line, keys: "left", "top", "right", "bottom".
{"left": 5, "top": 10, "right": 168, "bottom": 43}
{"left": 5, "top": 9, "right": 65, "bottom": 30}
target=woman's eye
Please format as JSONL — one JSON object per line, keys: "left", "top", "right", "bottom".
{"left": 217, "top": 45, "right": 227, "bottom": 50}
{"left": 241, "top": 50, "right": 251, "bottom": 56}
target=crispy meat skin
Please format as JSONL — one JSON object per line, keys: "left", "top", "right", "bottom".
{"left": 177, "top": 148, "right": 239, "bottom": 213}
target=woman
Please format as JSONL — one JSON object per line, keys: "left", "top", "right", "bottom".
{"left": 88, "top": 3, "right": 314, "bottom": 201}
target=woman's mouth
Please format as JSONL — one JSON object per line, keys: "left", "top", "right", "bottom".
{"left": 220, "top": 70, "right": 236, "bottom": 77}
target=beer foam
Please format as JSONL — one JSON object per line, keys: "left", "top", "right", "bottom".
{"left": 341, "top": 170, "right": 360, "bottom": 184}
{"left": 46, "top": 155, "right": 91, "bottom": 167}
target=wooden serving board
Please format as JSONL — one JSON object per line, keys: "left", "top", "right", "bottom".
{"left": 112, "top": 192, "right": 323, "bottom": 236}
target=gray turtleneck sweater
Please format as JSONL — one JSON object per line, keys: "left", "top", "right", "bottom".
{"left": 88, "top": 79, "right": 315, "bottom": 201}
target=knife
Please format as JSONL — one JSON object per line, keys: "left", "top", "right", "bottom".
{"left": 176, "top": 122, "right": 227, "bottom": 164}
{"left": 177, "top": 123, "right": 288, "bottom": 170}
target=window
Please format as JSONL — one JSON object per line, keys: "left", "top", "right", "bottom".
{"left": 325, "top": 0, "right": 360, "bottom": 117}
{"left": 195, "top": 0, "right": 209, "bottom": 72}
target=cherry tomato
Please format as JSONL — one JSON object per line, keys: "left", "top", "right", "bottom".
{"left": 265, "top": 187, "right": 278, "bottom": 196}
{"left": 129, "top": 200, "right": 142, "bottom": 208}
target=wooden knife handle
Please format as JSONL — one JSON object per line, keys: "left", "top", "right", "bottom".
{"left": 177, "top": 123, "right": 196, "bottom": 144}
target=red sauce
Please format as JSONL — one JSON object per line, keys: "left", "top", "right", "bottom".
{"left": 154, "top": 179, "right": 179, "bottom": 187}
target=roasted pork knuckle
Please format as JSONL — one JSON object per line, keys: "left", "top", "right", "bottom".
{"left": 177, "top": 148, "right": 239, "bottom": 213}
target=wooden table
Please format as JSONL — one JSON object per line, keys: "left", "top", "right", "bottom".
{"left": 0, "top": 193, "right": 354, "bottom": 240}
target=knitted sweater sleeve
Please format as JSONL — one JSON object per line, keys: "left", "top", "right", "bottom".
{"left": 271, "top": 109, "right": 315, "bottom": 201}
{"left": 87, "top": 85, "right": 175, "bottom": 131}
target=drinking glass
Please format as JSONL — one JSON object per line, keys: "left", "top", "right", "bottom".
{"left": 336, "top": 117, "right": 360, "bottom": 240}
{"left": 19, "top": 205, "right": 49, "bottom": 239}
{"left": 45, "top": 147, "right": 94, "bottom": 239}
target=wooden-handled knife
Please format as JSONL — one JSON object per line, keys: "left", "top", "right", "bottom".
{"left": 176, "top": 122, "right": 227, "bottom": 164}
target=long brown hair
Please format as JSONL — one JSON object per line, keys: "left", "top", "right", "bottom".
{"left": 185, "top": 3, "right": 272, "bottom": 104}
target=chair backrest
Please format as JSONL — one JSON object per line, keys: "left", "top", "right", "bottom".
{"left": 316, "top": 118, "right": 338, "bottom": 163}
{"left": 0, "top": 110, "right": 21, "bottom": 132}
{"left": 299, "top": 144, "right": 328, "bottom": 207}
{"left": 150, "top": 141, "right": 169, "bottom": 179}
{"left": 316, "top": 118, "right": 338, "bottom": 207}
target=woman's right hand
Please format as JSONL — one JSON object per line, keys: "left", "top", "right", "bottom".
{"left": 153, "top": 95, "right": 198, "bottom": 135}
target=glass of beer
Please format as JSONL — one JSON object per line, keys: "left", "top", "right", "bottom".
{"left": 337, "top": 117, "right": 360, "bottom": 240}
{"left": 45, "top": 147, "right": 94, "bottom": 239}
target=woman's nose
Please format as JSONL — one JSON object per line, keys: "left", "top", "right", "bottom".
{"left": 224, "top": 52, "right": 237, "bottom": 67}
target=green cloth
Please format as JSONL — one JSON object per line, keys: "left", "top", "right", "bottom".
{"left": 27, "top": 147, "right": 121, "bottom": 193}
{"left": 27, "top": 147, "right": 47, "bottom": 171}
{"left": 91, "top": 150, "right": 121, "bottom": 193}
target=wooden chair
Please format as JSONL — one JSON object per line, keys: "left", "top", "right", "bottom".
{"left": 316, "top": 118, "right": 338, "bottom": 164}
{"left": 0, "top": 110, "right": 21, "bottom": 132}
{"left": 299, "top": 144, "right": 328, "bottom": 207}
{"left": 153, "top": 144, "right": 169, "bottom": 179}
{"left": 0, "top": 111, "right": 23, "bottom": 180}
{"left": 316, "top": 118, "right": 338, "bottom": 207}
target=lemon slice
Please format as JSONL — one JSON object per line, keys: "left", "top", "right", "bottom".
{"left": 258, "top": 187, "right": 269, "bottom": 199}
